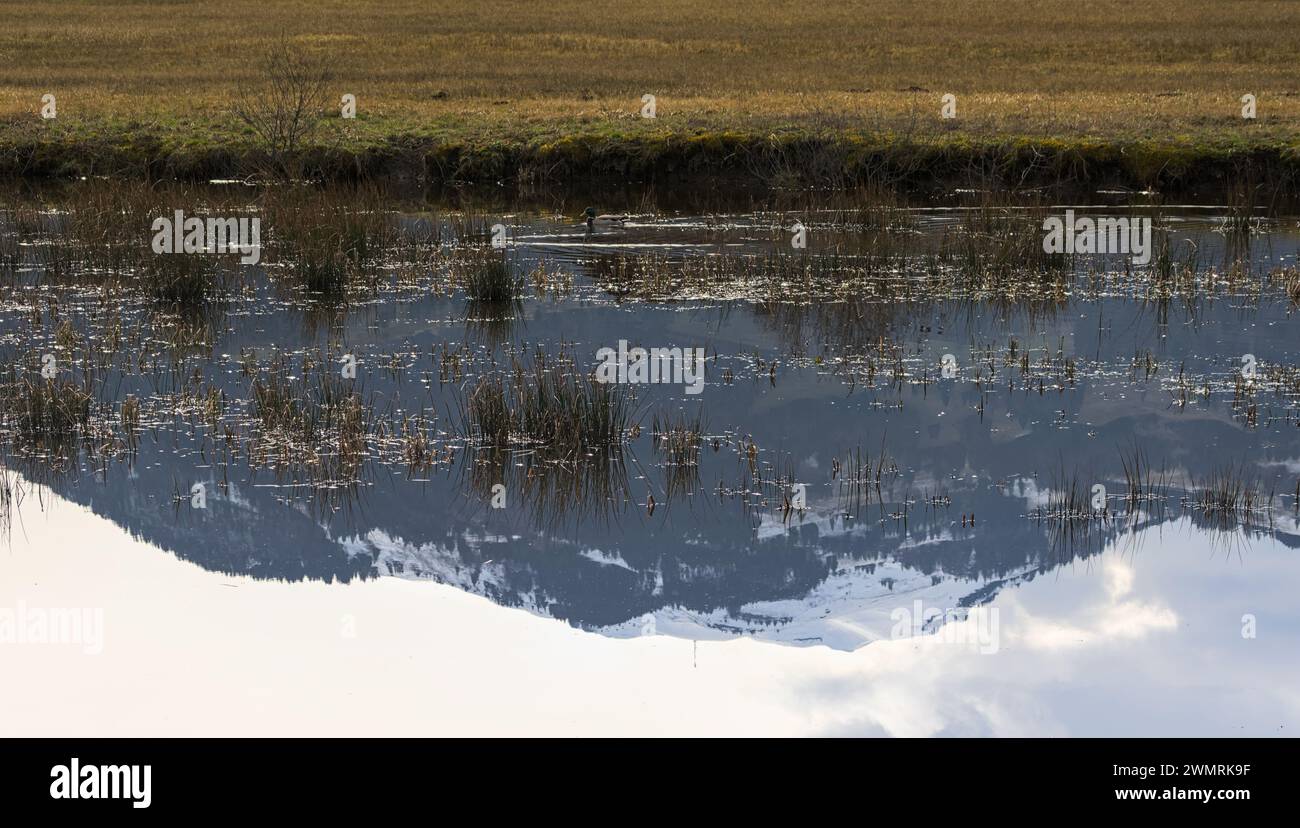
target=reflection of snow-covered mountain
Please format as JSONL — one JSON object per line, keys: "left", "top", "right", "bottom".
{"left": 16, "top": 273, "right": 1300, "bottom": 652}
{"left": 598, "top": 557, "right": 1038, "bottom": 650}
{"left": 341, "top": 528, "right": 552, "bottom": 616}
{"left": 38, "top": 426, "right": 1300, "bottom": 655}
{"left": 341, "top": 514, "right": 1039, "bottom": 651}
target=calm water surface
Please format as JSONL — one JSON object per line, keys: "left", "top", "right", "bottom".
{"left": 1, "top": 195, "right": 1298, "bottom": 735}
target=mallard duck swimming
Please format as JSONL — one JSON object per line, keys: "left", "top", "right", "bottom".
{"left": 584, "top": 207, "right": 628, "bottom": 231}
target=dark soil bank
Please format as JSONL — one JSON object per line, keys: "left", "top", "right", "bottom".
{"left": 4, "top": 123, "right": 1299, "bottom": 202}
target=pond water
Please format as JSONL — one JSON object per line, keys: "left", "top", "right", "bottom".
{"left": 1, "top": 190, "right": 1298, "bottom": 735}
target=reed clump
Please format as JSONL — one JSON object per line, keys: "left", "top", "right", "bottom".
{"left": 462, "top": 357, "right": 632, "bottom": 453}
{"left": 249, "top": 353, "right": 371, "bottom": 477}
{"left": 1118, "top": 444, "right": 1170, "bottom": 515}
{"left": 454, "top": 247, "right": 523, "bottom": 303}
{"left": 264, "top": 187, "right": 405, "bottom": 295}
{"left": 0, "top": 374, "right": 94, "bottom": 454}
{"left": 653, "top": 410, "right": 704, "bottom": 499}
{"left": 138, "top": 251, "right": 226, "bottom": 305}
{"left": 1282, "top": 267, "right": 1300, "bottom": 306}
{"left": 2, "top": 182, "right": 239, "bottom": 305}
{"left": 1190, "top": 464, "right": 1268, "bottom": 518}
{"left": 120, "top": 395, "right": 141, "bottom": 433}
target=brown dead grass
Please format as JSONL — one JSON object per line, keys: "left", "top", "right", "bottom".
{"left": 2, "top": 0, "right": 1300, "bottom": 138}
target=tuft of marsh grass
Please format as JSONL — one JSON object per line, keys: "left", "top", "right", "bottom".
{"left": 2, "top": 182, "right": 244, "bottom": 306}
{"left": 1189, "top": 464, "right": 1269, "bottom": 519}
{"left": 1118, "top": 444, "right": 1170, "bottom": 515}
{"left": 940, "top": 201, "right": 1072, "bottom": 290}
{"left": 454, "top": 247, "right": 523, "bottom": 303}
{"left": 1282, "top": 267, "right": 1300, "bottom": 306}
{"left": 1036, "top": 464, "right": 1107, "bottom": 524}
{"left": 263, "top": 186, "right": 418, "bottom": 295}
{"left": 120, "top": 395, "right": 140, "bottom": 433}
{"left": 459, "top": 350, "right": 637, "bottom": 527}
{"left": 461, "top": 355, "right": 632, "bottom": 453}
{"left": 832, "top": 440, "right": 899, "bottom": 518}
{"left": 139, "top": 251, "right": 226, "bottom": 305}
{"left": 0, "top": 373, "right": 94, "bottom": 455}
{"left": 0, "top": 211, "right": 24, "bottom": 278}
{"left": 653, "top": 410, "right": 704, "bottom": 498}
{"left": 249, "top": 352, "right": 372, "bottom": 481}
{"left": 397, "top": 414, "right": 439, "bottom": 472}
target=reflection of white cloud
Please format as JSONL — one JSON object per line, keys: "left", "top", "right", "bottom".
{"left": 1018, "top": 600, "right": 1177, "bottom": 650}
{"left": 1260, "top": 458, "right": 1300, "bottom": 474}
{"left": 7, "top": 495, "right": 1298, "bottom": 738}
{"left": 1098, "top": 602, "right": 1179, "bottom": 638}
{"left": 1008, "top": 476, "right": 1051, "bottom": 508}
{"left": 1104, "top": 559, "right": 1135, "bottom": 599}
{"left": 1012, "top": 558, "right": 1175, "bottom": 651}
{"left": 792, "top": 525, "right": 1216, "bottom": 736}
{"left": 792, "top": 621, "right": 1065, "bottom": 737}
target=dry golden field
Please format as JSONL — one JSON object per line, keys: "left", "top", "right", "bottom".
{"left": 1, "top": 0, "right": 1298, "bottom": 184}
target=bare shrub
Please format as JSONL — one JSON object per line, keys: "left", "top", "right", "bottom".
{"left": 234, "top": 35, "right": 333, "bottom": 179}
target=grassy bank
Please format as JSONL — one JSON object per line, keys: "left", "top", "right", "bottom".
{"left": 3, "top": 0, "right": 1300, "bottom": 195}
{"left": 5, "top": 117, "right": 1298, "bottom": 198}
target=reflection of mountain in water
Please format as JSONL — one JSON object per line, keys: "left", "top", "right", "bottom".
{"left": 9, "top": 209, "right": 1300, "bottom": 649}
{"left": 34, "top": 415, "right": 1299, "bottom": 651}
